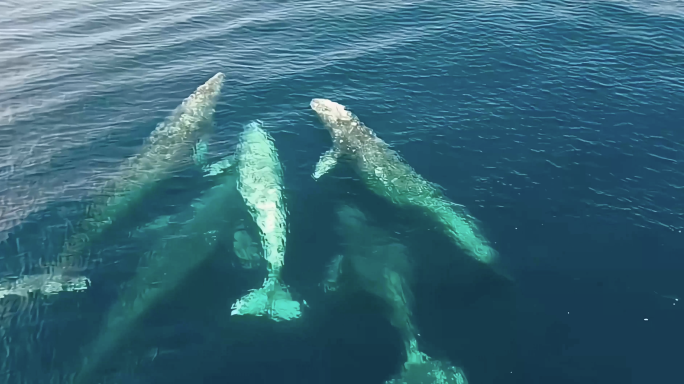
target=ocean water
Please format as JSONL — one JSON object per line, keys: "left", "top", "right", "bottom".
{"left": 1, "top": 0, "right": 683, "bottom": 383}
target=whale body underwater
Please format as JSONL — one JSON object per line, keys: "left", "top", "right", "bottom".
{"left": 309, "top": 98, "right": 501, "bottom": 271}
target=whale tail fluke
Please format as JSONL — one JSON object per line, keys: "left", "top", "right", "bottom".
{"left": 379, "top": 338, "right": 469, "bottom": 384}
{"left": 230, "top": 276, "right": 301, "bottom": 322}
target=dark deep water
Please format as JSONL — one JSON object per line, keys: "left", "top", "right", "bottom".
{"left": 1, "top": 0, "right": 683, "bottom": 383}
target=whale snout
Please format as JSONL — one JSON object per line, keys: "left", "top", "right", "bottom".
{"left": 208, "top": 71, "right": 225, "bottom": 84}
{"left": 310, "top": 98, "right": 332, "bottom": 115}
{"left": 310, "top": 98, "right": 348, "bottom": 121}
{"left": 197, "top": 72, "right": 225, "bottom": 95}
{"left": 310, "top": 98, "right": 324, "bottom": 109}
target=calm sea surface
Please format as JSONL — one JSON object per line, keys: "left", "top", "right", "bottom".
{"left": 1, "top": 0, "right": 683, "bottom": 383}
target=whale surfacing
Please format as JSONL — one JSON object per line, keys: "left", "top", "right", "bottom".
{"left": 310, "top": 98, "right": 499, "bottom": 267}
{"left": 229, "top": 121, "right": 301, "bottom": 322}
{"left": 57, "top": 72, "right": 225, "bottom": 270}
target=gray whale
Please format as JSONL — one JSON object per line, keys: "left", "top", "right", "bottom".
{"left": 310, "top": 98, "right": 499, "bottom": 268}
{"left": 57, "top": 72, "right": 225, "bottom": 271}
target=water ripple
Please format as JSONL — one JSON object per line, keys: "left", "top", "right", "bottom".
{"left": 0, "top": 1, "right": 683, "bottom": 379}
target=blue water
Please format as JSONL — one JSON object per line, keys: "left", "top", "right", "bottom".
{"left": 1, "top": 0, "right": 683, "bottom": 383}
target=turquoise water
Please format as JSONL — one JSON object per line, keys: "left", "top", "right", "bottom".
{"left": 1, "top": 0, "right": 683, "bottom": 383}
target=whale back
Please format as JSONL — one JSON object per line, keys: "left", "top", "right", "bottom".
{"left": 331, "top": 113, "right": 382, "bottom": 157}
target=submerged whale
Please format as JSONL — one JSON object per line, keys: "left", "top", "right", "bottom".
{"left": 229, "top": 121, "right": 301, "bottom": 322}
{"left": 331, "top": 203, "right": 469, "bottom": 384}
{"left": 309, "top": 98, "right": 499, "bottom": 268}
{"left": 74, "top": 160, "right": 243, "bottom": 383}
{"left": 57, "top": 72, "right": 225, "bottom": 271}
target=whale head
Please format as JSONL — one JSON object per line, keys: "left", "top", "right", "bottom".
{"left": 310, "top": 98, "right": 353, "bottom": 138}
{"left": 199, "top": 72, "right": 225, "bottom": 95}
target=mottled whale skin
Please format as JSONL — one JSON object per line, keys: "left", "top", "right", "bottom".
{"left": 57, "top": 72, "right": 225, "bottom": 270}
{"left": 310, "top": 98, "right": 498, "bottom": 267}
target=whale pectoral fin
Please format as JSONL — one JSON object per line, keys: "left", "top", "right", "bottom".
{"left": 203, "top": 155, "right": 236, "bottom": 177}
{"left": 313, "top": 148, "right": 340, "bottom": 180}
{"left": 192, "top": 139, "right": 209, "bottom": 166}
{"left": 321, "top": 254, "right": 345, "bottom": 292}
